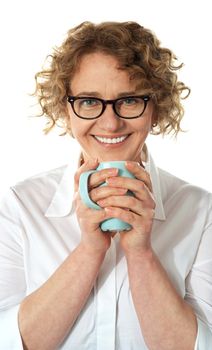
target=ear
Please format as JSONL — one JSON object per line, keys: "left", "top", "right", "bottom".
{"left": 151, "top": 110, "right": 158, "bottom": 128}
{"left": 64, "top": 102, "right": 75, "bottom": 137}
{"left": 65, "top": 119, "right": 74, "bottom": 138}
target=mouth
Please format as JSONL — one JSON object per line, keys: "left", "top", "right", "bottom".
{"left": 93, "top": 134, "right": 130, "bottom": 145}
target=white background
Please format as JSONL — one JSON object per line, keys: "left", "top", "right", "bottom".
{"left": 0, "top": 0, "right": 211, "bottom": 197}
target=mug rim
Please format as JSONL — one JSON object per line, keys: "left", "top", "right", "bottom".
{"left": 97, "top": 160, "right": 126, "bottom": 169}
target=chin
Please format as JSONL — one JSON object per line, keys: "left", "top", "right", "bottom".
{"left": 97, "top": 154, "right": 130, "bottom": 162}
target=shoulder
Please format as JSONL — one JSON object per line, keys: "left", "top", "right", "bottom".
{"left": 158, "top": 167, "right": 212, "bottom": 207}
{"left": 12, "top": 165, "right": 67, "bottom": 192}
{"left": 5, "top": 165, "right": 69, "bottom": 210}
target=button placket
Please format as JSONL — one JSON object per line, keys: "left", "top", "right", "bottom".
{"left": 96, "top": 237, "right": 117, "bottom": 350}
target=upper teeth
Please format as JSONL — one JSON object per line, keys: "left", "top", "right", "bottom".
{"left": 95, "top": 135, "right": 128, "bottom": 144}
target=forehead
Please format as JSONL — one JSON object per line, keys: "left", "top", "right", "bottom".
{"left": 74, "top": 52, "right": 122, "bottom": 73}
{"left": 70, "top": 52, "right": 136, "bottom": 91}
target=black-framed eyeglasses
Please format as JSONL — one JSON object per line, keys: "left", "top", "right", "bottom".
{"left": 67, "top": 95, "right": 151, "bottom": 120}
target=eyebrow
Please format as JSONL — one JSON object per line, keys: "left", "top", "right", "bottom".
{"left": 74, "top": 91, "right": 138, "bottom": 98}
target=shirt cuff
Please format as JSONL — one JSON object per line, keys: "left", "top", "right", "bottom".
{"left": 194, "top": 317, "right": 212, "bottom": 350}
{"left": 0, "top": 304, "right": 23, "bottom": 349}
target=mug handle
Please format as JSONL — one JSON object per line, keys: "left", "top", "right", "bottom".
{"left": 79, "top": 170, "right": 100, "bottom": 210}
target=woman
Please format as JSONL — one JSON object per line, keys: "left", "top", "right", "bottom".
{"left": 0, "top": 21, "right": 211, "bottom": 350}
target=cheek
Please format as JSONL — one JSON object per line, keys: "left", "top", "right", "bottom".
{"left": 141, "top": 109, "right": 154, "bottom": 132}
{"left": 134, "top": 117, "right": 152, "bottom": 134}
{"left": 69, "top": 114, "right": 94, "bottom": 140}
{"left": 71, "top": 120, "right": 84, "bottom": 138}
{"left": 66, "top": 107, "right": 82, "bottom": 137}
{"left": 66, "top": 105, "right": 73, "bottom": 132}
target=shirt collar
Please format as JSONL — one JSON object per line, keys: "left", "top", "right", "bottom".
{"left": 45, "top": 146, "right": 166, "bottom": 221}
{"left": 44, "top": 159, "right": 78, "bottom": 218}
{"left": 144, "top": 147, "right": 166, "bottom": 220}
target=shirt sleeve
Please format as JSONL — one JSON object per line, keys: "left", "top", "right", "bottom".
{"left": 0, "top": 189, "right": 26, "bottom": 349}
{"left": 185, "top": 193, "right": 212, "bottom": 349}
{"left": 1, "top": 305, "right": 24, "bottom": 349}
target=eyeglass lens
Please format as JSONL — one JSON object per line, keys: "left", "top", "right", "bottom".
{"left": 73, "top": 97, "right": 147, "bottom": 119}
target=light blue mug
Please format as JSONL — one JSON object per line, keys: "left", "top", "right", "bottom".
{"left": 79, "top": 161, "right": 135, "bottom": 231}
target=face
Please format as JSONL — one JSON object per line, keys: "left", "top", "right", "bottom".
{"left": 67, "top": 52, "right": 155, "bottom": 163}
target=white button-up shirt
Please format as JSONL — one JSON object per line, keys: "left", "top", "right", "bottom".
{"left": 0, "top": 149, "right": 212, "bottom": 349}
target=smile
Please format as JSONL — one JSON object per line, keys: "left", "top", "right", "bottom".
{"left": 94, "top": 135, "right": 129, "bottom": 144}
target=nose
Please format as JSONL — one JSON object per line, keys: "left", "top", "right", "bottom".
{"left": 97, "top": 104, "right": 123, "bottom": 131}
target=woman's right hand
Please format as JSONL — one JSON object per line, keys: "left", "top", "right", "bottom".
{"left": 74, "top": 158, "right": 126, "bottom": 254}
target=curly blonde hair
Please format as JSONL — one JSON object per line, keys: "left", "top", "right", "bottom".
{"left": 34, "top": 21, "right": 190, "bottom": 135}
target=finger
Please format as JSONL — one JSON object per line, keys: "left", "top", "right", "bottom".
{"left": 97, "top": 195, "right": 155, "bottom": 217}
{"left": 74, "top": 158, "right": 98, "bottom": 191}
{"left": 90, "top": 186, "right": 128, "bottom": 202}
{"left": 104, "top": 206, "right": 137, "bottom": 226}
{"left": 125, "top": 161, "right": 153, "bottom": 192}
{"left": 106, "top": 176, "right": 155, "bottom": 205}
{"left": 105, "top": 207, "right": 154, "bottom": 233}
{"left": 88, "top": 168, "right": 119, "bottom": 188}
{"left": 76, "top": 193, "right": 111, "bottom": 222}
{"left": 77, "top": 203, "right": 109, "bottom": 224}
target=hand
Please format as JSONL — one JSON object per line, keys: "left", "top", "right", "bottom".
{"left": 74, "top": 159, "right": 127, "bottom": 254}
{"left": 96, "top": 161, "right": 155, "bottom": 254}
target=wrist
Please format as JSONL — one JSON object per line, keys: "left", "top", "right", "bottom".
{"left": 121, "top": 238, "right": 152, "bottom": 257}
{"left": 79, "top": 241, "right": 109, "bottom": 258}
{"left": 124, "top": 246, "right": 155, "bottom": 263}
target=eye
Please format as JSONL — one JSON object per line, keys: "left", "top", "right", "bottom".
{"left": 122, "top": 97, "right": 138, "bottom": 105}
{"left": 79, "top": 98, "right": 100, "bottom": 108}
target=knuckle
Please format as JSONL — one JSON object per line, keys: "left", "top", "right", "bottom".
{"left": 149, "top": 195, "right": 156, "bottom": 209}
{"left": 128, "top": 196, "right": 136, "bottom": 206}
{"left": 76, "top": 201, "right": 86, "bottom": 214}
{"left": 101, "top": 209, "right": 108, "bottom": 220}
{"left": 139, "top": 181, "right": 145, "bottom": 190}
{"left": 144, "top": 220, "right": 153, "bottom": 232}
{"left": 90, "top": 187, "right": 97, "bottom": 201}
{"left": 146, "top": 171, "right": 151, "bottom": 180}
{"left": 125, "top": 209, "right": 134, "bottom": 221}
{"left": 144, "top": 208, "right": 155, "bottom": 219}
{"left": 129, "top": 212, "right": 135, "bottom": 222}
{"left": 149, "top": 208, "right": 155, "bottom": 218}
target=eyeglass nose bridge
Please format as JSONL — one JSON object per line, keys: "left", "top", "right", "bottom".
{"left": 101, "top": 99, "right": 118, "bottom": 117}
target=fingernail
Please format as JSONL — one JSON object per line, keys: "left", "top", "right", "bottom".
{"left": 97, "top": 200, "right": 104, "bottom": 206}
{"left": 107, "top": 168, "right": 118, "bottom": 175}
{"left": 105, "top": 207, "right": 113, "bottom": 214}
{"left": 106, "top": 177, "right": 115, "bottom": 184}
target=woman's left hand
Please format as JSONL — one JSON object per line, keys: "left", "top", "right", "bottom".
{"left": 96, "top": 161, "right": 155, "bottom": 254}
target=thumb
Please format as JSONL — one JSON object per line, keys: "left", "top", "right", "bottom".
{"left": 74, "top": 158, "right": 99, "bottom": 191}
